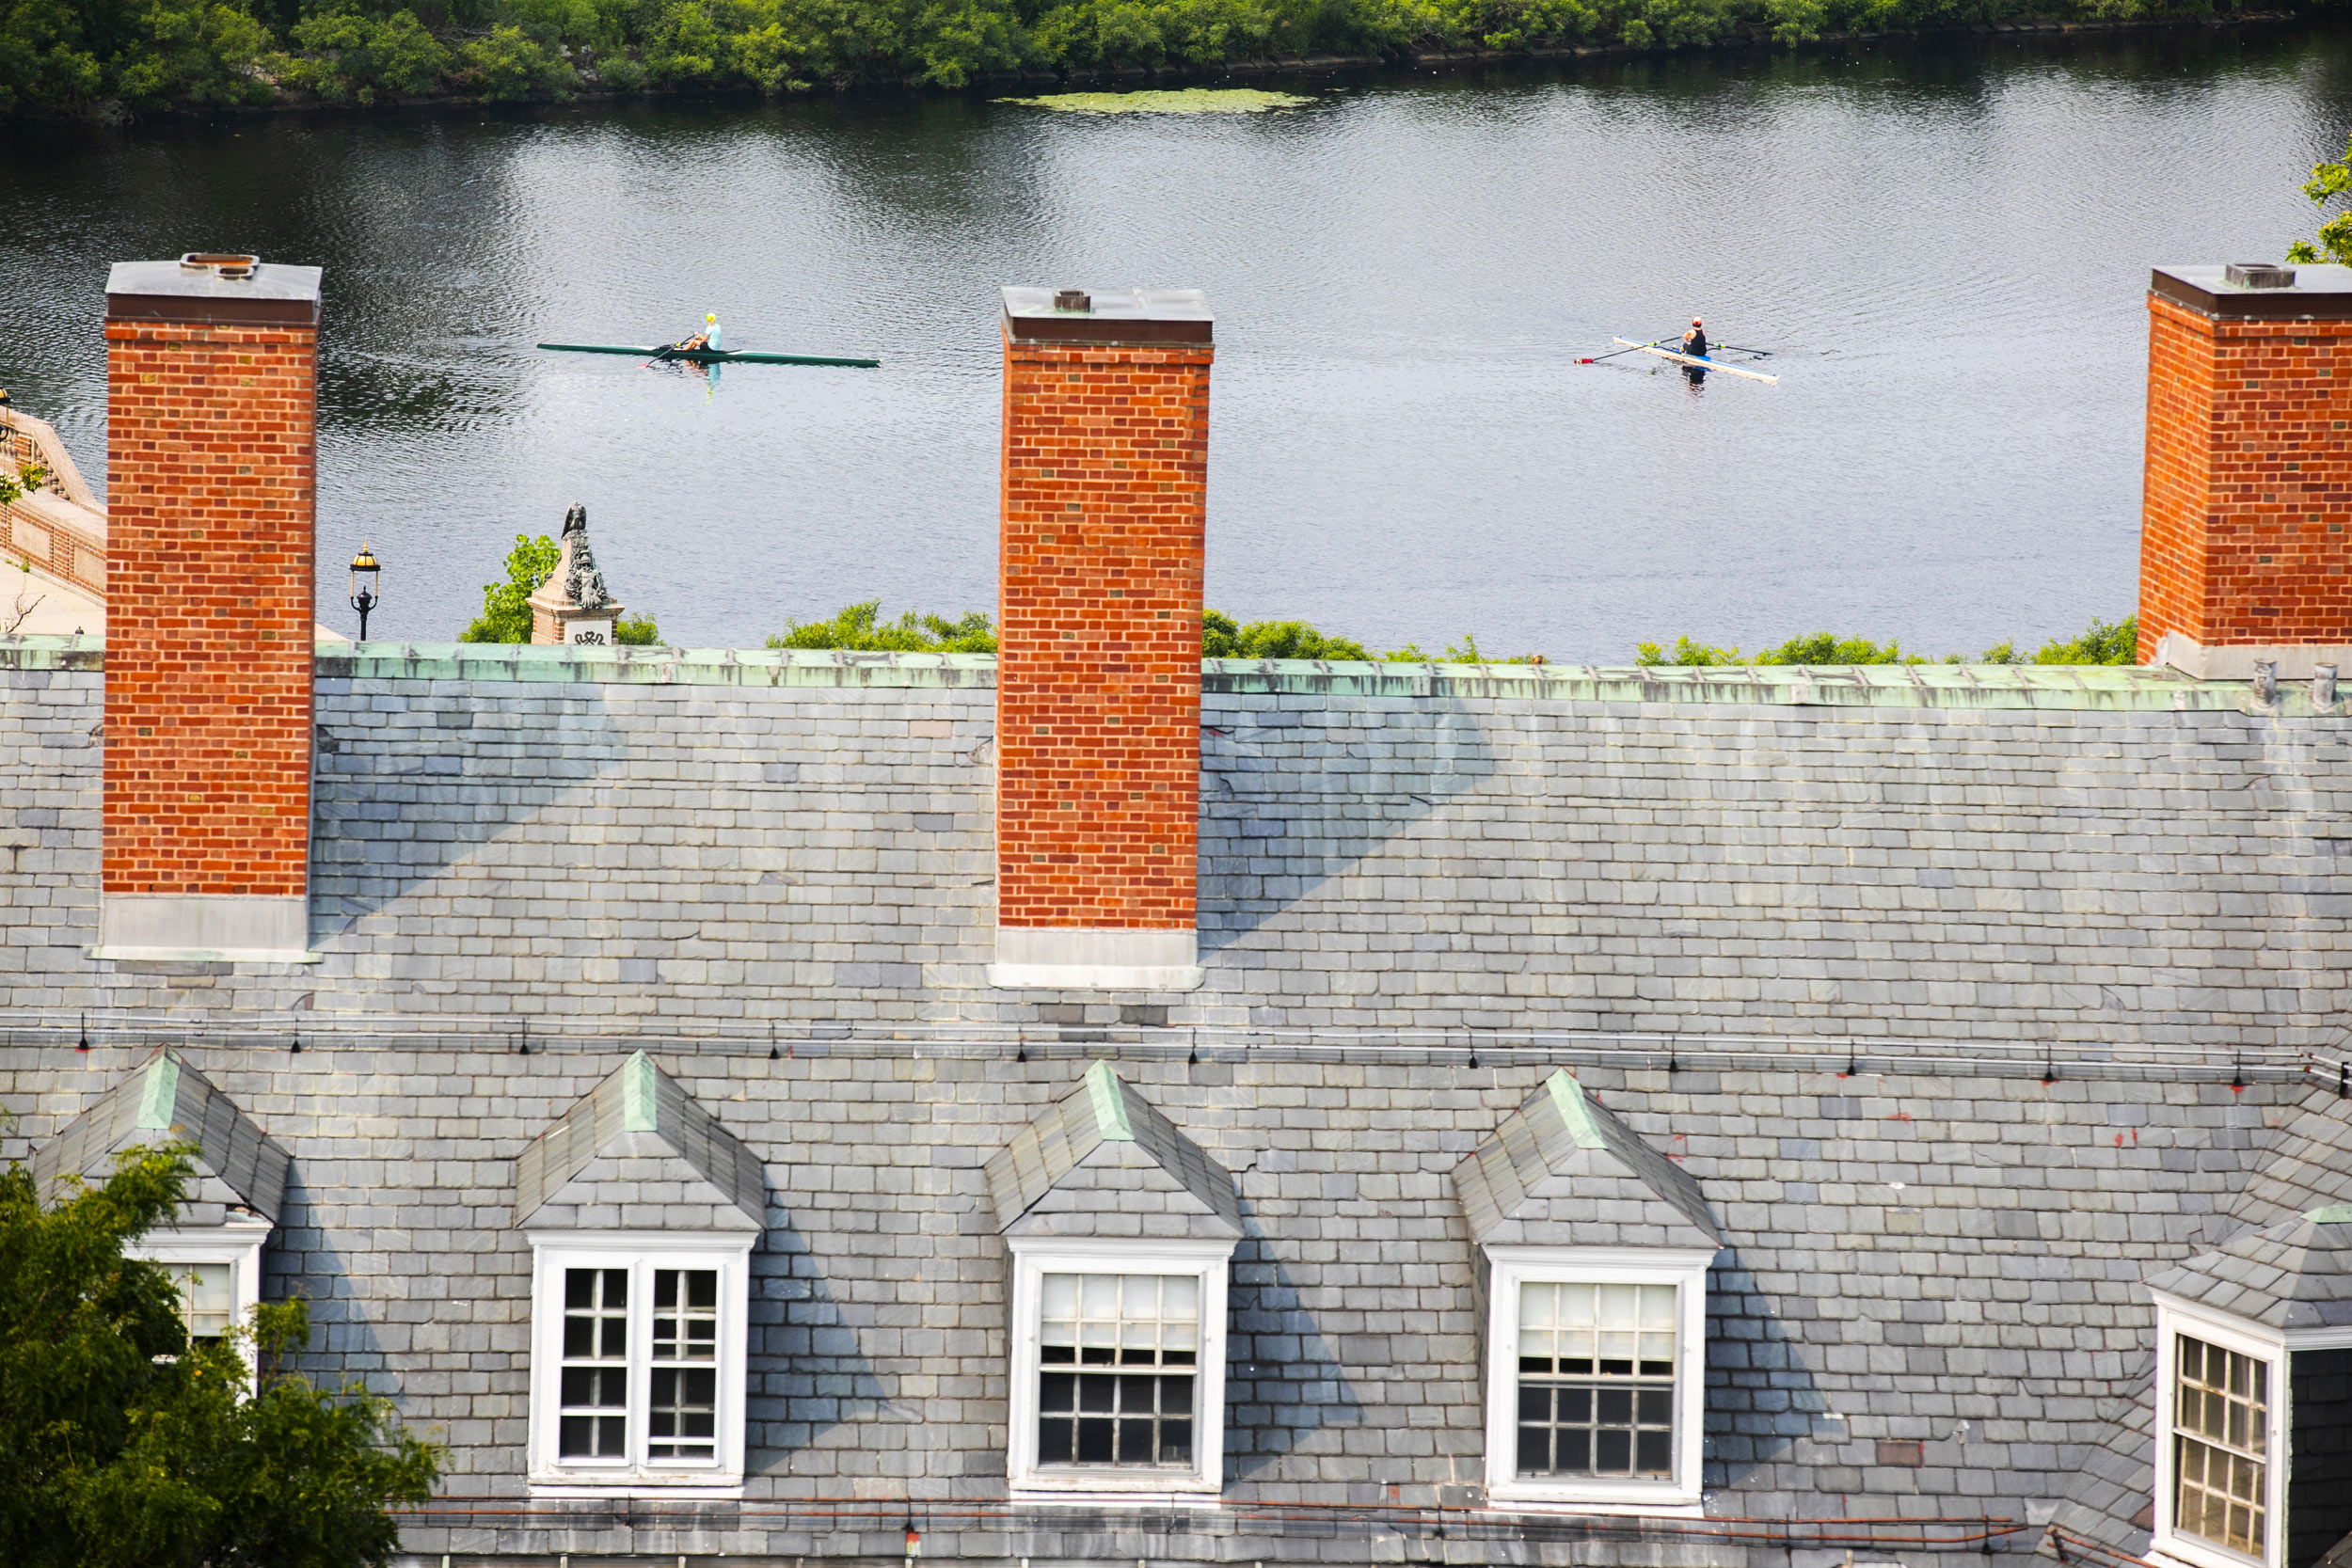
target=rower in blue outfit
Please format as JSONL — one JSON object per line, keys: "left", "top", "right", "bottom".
{"left": 675, "top": 312, "right": 722, "bottom": 354}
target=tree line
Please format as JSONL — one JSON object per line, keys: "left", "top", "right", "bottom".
{"left": 0, "top": 0, "right": 2280, "bottom": 117}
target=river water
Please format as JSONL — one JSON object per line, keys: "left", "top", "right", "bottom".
{"left": 4, "top": 28, "right": 2351, "bottom": 657}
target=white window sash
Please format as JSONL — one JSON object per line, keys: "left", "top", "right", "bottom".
{"left": 1482, "top": 1245, "right": 1714, "bottom": 1513}
{"left": 525, "top": 1231, "right": 753, "bottom": 1494}
{"left": 1005, "top": 1236, "right": 1234, "bottom": 1500}
{"left": 2151, "top": 1295, "right": 2288, "bottom": 1568}
{"left": 126, "top": 1223, "right": 271, "bottom": 1393}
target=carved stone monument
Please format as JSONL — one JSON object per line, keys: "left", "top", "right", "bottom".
{"left": 526, "top": 504, "right": 623, "bottom": 646}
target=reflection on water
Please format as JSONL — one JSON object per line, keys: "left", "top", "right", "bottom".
{"left": 2, "top": 28, "right": 2350, "bottom": 657}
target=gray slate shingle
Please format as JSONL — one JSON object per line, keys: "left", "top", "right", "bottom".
{"left": 513, "top": 1050, "right": 763, "bottom": 1230}
{"left": 1454, "top": 1069, "right": 1719, "bottom": 1249}
{"left": 985, "top": 1061, "right": 1242, "bottom": 1239}
{"left": 29, "top": 1047, "right": 289, "bottom": 1223}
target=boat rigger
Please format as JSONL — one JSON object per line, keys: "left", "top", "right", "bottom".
{"left": 538, "top": 342, "right": 882, "bottom": 369}
{"left": 1610, "top": 338, "right": 1778, "bottom": 384}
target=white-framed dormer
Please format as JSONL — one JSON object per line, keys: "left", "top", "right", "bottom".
{"left": 1482, "top": 1244, "right": 1713, "bottom": 1514}
{"left": 2144, "top": 1203, "right": 2352, "bottom": 1568}
{"left": 2150, "top": 1295, "right": 2287, "bottom": 1568}
{"left": 512, "top": 1051, "right": 769, "bottom": 1499}
{"left": 1451, "top": 1069, "right": 1724, "bottom": 1519}
{"left": 31, "top": 1047, "right": 292, "bottom": 1394}
{"left": 982, "top": 1062, "right": 1247, "bottom": 1507}
{"left": 523, "top": 1229, "right": 755, "bottom": 1495}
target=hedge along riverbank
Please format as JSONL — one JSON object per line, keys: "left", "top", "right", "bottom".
{"left": 0, "top": 0, "right": 2308, "bottom": 119}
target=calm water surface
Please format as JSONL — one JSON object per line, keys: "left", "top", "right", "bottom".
{"left": 6, "top": 31, "right": 2352, "bottom": 656}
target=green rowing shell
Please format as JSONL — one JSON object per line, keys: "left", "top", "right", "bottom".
{"left": 537, "top": 342, "right": 882, "bottom": 369}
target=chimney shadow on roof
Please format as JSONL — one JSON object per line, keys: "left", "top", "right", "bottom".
{"left": 1197, "top": 695, "right": 1501, "bottom": 955}
{"left": 1223, "top": 1200, "right": 1365, "bottom": 1481}
{"left": 745, "top": 1202, "right": 892, "bottom": 1476}
{"left": 260, "top": 1169, "right": 399, "bottom": 1402}
{"left": 1702, "top": 1255, "right": 1838, "bottom": 1493}
{"left": 308, "top": 683, "right": 631, "bottom": 943}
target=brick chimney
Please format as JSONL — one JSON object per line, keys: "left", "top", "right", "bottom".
{"left": 97, "top": 254, "right": 322, "bottom": 962}
{"left": 992, "top": 287, "right": 1211, "bottom": 991}
{"left": 2142, "top": 262, "right": 2352, "bottom": 678}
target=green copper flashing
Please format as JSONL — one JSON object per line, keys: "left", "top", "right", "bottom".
{"left": 2309, "top": 1204, "right": 2352, "bottom": 1224}
{"left": 1084, "top": 1061, "right": 1135, "bottom": 1142}
{"left": 1543, "top": 1069, "right": 1606, "bottom": 1150}
{"left": 135, "top": 1053, "right": 181, "bottom": 1132}
{"left": 622, "top": 1052, "right": 659, "bottom": 1132}
{"left": 1, "top": 635, "right": 2339, "bottom": 713}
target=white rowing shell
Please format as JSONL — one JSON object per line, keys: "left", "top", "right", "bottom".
{"left": 1612, "top": 338, "right": 1779, "bottom": 384}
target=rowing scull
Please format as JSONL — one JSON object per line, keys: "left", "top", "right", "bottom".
{"left": 1611, "top": 339, "right": 1778, "bottom": 384}
{"left": 539, "top": 342, "right": 882, "bottom": 369}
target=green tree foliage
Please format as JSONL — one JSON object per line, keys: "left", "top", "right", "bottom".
{"left": 2288, "top": 136, "right": 2352, "bottom": 266}
{"left": 0, "top": 0, "right": 2288, "bottom": 117}
{"left": 767, "top": 600, "right": 998, "bottom": 652}
{"left": 615, "top": 611, "right": 661, "bottom": 643}
{"left": 458, "top": 531, "right": 559, "bottom": 642}
{"left": 0, "top": 1142, "right": 439, "bottom": 1568}
{"left": 276, "top": 7, "right": 448, "bottom": 101}
{"left": 1638, "top": 614, "right": 2137, "bottom": 667}
{"left": 1201, "top": 609, "right": 1369, "bottom": 660}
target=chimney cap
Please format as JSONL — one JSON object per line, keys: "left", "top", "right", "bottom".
{"left": 1002, "top": 287, "right": 1211, "bottom": 345}
{"left": 106, "top": 257, "right": 323, "bottom": 326}
{"left": 2152, "top": 263, "right": 2352, "bottom": 321}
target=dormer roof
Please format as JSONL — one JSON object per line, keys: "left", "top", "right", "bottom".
{"left": 2146, "top": 1204, "right": 2352, "bottom": 1330}
{"left": 31, "top": 1049, "right": 290, "bottom": 1226}
{"left": 984, "top": 1062, "right": 1243, "bottom": 1241}
{"left": 1453, "top": 1069, "right": 1720, "bottom": 1251}
{"left": 514, "top": 1051, "right": 763, "bottom": 1231}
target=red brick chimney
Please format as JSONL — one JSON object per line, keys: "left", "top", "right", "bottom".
{"left": 96, "top": 254, "right": 322, "bottom": 962}
{"left": 992, "top": 287, "right": 1211, "bottom": 991}
{"left": 2142, "top": 263, "right": 2352, "bottom": 678}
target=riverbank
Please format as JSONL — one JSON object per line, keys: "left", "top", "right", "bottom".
{"left": 0, "top": 0, "right": 2319, "bottom": 124}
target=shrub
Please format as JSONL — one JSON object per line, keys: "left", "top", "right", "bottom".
{"left": 767, "top": 601, "right": 998, "bottom": 653}
{"left": 454, "top": 22, "right": 576, "bottom": 97}
{"left": 1201, "top": 609, "right": 1369, "bottom": 661}
{"left": 279, "top": 7, "right": 450, "bottom": 100}
{"left": 615, "top": 611, "right": 661, "bottom": 643}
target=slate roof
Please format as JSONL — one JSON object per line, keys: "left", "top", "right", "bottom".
{"left": 1452, "top": 1068, "right": 1720, "bottom": 1249}
{"left": 29, "top": 1047, "right": 288, "bottom": 1224}
{"left": 513, "top": 1050, "right": 763, "bottom": 1230}
{"left": 983, "top": 1061, "right": 1243, "bottom": 1240}
{"left": 2144, "top": 1206, "right": 2352, "bottom": 1329}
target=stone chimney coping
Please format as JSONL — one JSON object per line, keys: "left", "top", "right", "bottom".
{"left": 2152, "top": 262, "right": 2352, "bottom": 320}
{"left": 1002, "top": 287, "right": 1211, "bottom": 345}
{"left": 105, "top": 260, "right": 324, "bottom": 327}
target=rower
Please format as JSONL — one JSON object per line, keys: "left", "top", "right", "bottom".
{"left": 1681, "top": 317, "right": 1708, "bottom": 359}
{"left": 677, "top": 312, "right": 721, "bottom": 354}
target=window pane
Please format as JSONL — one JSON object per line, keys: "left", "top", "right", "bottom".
{"left": 1034, "top": 1273, "right": 1203, "bottom": 1470}
{"left": 2173, "top": 1334, "right": 2268, "bottom": 1556}
{"left": 167, "top": 1261, "right": 233, "bottom": 1339}
{"left": 559, "top": 1269, "right": 631, "bottom": 1460}
{"left": 1516, "top": 1282, "right": 1677, "bottom": 1481}
{"left": 649, "top": 1366, "right": 718, "bottom": 1461}
{"left": 653, "top": 1269, "right": 719, "bottom": 1365}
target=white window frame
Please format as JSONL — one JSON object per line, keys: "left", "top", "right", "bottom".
{"left": 2148, "top": 1293, "right": 2314, "bottom": 1568}
{"left": 1005, "top": 1236, "right": 1234, "bottom": 1502}
{"left": 525, "top": 1230, "right": 755, "bottom": 1497}
{"left": 1482, "top": 1245, "right": 1714, "bottom": 1514}
{"left": 128, "top": 1219, "right": 271, "bottom": 1391}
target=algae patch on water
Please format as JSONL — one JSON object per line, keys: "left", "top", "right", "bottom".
{"left": 997, "top": 87, "right": 1313, "bottom": 114}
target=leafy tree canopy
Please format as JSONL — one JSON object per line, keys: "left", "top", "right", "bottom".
{"left": 0, "top": 1141, "right": 439, "bottom": 1568}
{"left": 2289, "top": 136, "right": 2352, "bottom": 266}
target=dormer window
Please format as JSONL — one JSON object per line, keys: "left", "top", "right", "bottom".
{"left": 2144, "top": 1203, "right": 2352, "bottom": 1568}
{"left": 1453, "top": 1070, "right": 1723, "bottom": 1514}
{"left": 515, "top": 1052, "right": 766, "bottom": 1496}
{"left": 984, "top": 1064, "right": 1243, "bottom": 1501}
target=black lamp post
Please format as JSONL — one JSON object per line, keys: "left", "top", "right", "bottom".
{"left": 348, "top": 542, "right": 380, "bottom": 641}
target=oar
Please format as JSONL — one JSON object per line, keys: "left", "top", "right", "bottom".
{"left": 1580, "top": 338, "right": 1668, "bottom": 364}
{"left": 1710, "top": 343, "right": 1774, "bottom": 356}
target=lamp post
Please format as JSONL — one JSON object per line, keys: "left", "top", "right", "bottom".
{"left": 348, "top": 542, "right": 380, "bottom": 641}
